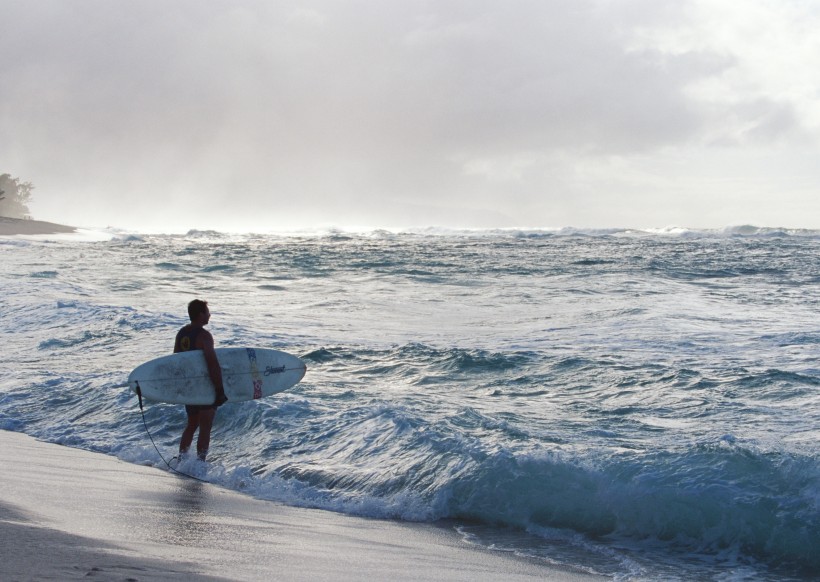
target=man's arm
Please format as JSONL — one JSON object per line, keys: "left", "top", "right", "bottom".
{"left": 199, "top": 331, "right": 227, "bottom": 405}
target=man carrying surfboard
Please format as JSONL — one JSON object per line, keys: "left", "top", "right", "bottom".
{"left": 175, "top": 299, "right": 228, "bottom": 461}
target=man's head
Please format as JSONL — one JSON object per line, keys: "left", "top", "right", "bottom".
{"left": 188, "top": 299, "right": 210, "bottom": 324}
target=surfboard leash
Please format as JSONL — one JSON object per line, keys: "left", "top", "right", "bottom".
{"left": 134, "top": 382, "right": 210, "bottom": 484}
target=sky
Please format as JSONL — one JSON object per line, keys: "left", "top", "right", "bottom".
{"left": 2, "top": 0, "right": 819, "bottom": 232}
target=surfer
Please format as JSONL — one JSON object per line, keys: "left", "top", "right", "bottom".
{"left": 175, "top": 299, "right": 228, "bottom": 461}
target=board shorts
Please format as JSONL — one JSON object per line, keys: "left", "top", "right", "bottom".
{"left": 185, "top": 404, "right": 217, "bottom": 414}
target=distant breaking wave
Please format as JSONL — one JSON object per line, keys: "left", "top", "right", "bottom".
{"left": 7, "top": 224, "right": 818, "bottom": 241}
{"left": 152, "top": 225, "right": 820, "bottom": 240}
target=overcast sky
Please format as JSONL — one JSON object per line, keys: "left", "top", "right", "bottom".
{"left": 2, "top": 0, "right": 819, "bottom": 232}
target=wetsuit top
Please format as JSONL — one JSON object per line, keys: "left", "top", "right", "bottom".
{"left": 174, "top": 325, "right": 203, "bottom": 353}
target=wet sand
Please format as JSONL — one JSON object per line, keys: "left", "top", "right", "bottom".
{"left": 0, "top": 430, "right": 603, "bottom": 581}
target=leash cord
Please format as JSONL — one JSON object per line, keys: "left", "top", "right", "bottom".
{"left": 135, "top": 382, "right": 210, "bottom": 484}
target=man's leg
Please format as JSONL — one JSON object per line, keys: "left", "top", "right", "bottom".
{"left": 180, "top": 409, "right": 200, "bottom": 454}
{"left": 196, "top": 408, "right": 216, "bottom": 461}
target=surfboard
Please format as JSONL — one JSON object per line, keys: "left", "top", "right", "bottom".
{"left": 128, "top": 348, "right": 307, "bottom": 405}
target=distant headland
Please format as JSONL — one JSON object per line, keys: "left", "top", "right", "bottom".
{"left": 0, "top": 216, "right": 76, "bottom": 236}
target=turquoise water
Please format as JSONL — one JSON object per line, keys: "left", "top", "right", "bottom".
{"left": 1, "top": 227, "right": 818, "bottom": 580}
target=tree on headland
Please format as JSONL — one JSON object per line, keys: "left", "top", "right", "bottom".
{"left": 0, "top": 174, "right": 34, "bottom": 219}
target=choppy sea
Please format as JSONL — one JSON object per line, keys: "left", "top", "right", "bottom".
{"left": 1, "top": 226, "right": 818, "bottom": 580}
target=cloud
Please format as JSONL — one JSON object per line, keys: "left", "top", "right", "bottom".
{"left": 2, "top": 0, "right": 819, "bottom": 230}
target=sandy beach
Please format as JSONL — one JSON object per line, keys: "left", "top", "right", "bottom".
{"left": 0, "top": 216, "right": 76, "bottom": 236}
{"left": 0, "top": 430, "right": 603, "bottom": 581}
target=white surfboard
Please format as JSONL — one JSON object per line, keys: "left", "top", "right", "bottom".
{"left": 128, "top": 348, "right": 307, "bottom": 405}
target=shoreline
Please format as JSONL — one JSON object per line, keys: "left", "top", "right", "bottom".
{"left": 0, "top": 430, "right": 603, "bottom": 581}
{"left": 0, "top": 216, "right": 76, "bottom": 236}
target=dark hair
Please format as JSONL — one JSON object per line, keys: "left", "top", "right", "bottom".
{"left": 187, "top": 299, "right": 209, "bottom": 322}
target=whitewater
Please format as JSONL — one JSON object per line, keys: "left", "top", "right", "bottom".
{"left": 1, "top": 226, "right": 818, "bottom": 580}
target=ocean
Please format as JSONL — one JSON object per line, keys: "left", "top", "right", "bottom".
{"left": 1, "top": 226, "right": 818, "bottom": 580}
